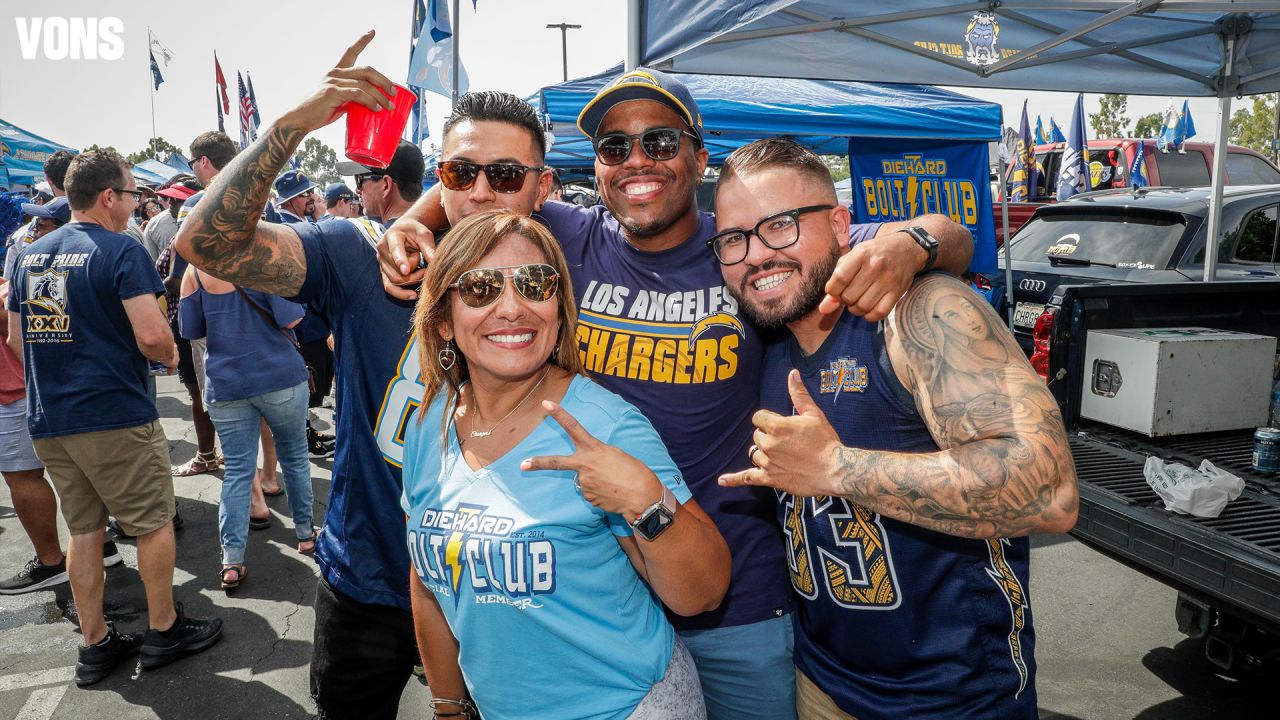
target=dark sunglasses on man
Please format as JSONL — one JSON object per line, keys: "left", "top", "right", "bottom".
{"left": 436, "top": 161, "right": 545, "bottom": 195}
{"left": 592, "top": 127, "right": 699, "bottom": 166}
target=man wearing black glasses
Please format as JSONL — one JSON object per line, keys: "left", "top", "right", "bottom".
{"left": 337, "top": 141, "right": 426, "bottom": 226}
{"left": 381, "top": 67, "right": 974, "bottom": 719}
{"left": 7, "top": 149, "right": 223, "bottom": 686}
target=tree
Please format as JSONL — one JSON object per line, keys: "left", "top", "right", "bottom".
{"left": 821, "top": 155, "right": 850, "bottom": 182}
{"left": 296, "top": 138, "right": 340, "bottom": 185}
{"left": 1089, "top": 93, "right": 1130, "bottom": 138}
{"left": 126, "top": 136, "right": 181, "bottom": 164}
{"left": 83, "top": 143, "right": 119, "bottom": 155}
{"left": 1229, "top": 94, "right": 1278, "bottom": 157}
{"left": 1132, "top": 113, "right": 1163, "bottom": 139}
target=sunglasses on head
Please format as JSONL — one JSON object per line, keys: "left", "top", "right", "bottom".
{"left": 592, "top": 127, "right": 698, "bottom": 166}
{"left": 437, "top": 161, "right": 544, "bottom": 194}
{"left": 451, "top": 263, "right": 560, "bottom": 308}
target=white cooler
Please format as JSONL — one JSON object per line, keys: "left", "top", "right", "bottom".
{"left": 1080, "top": 327, "right": 1277, "bottom": 437}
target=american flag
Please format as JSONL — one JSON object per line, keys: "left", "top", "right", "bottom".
{"left": 237, "top": 71, "right": 258, "bottom": 149}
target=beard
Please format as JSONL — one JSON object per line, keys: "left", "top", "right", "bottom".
{"left": 729, "top": 245, "right": 839, "bottom": 330}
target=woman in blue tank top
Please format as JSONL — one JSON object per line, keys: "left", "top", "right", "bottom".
{"left": 401, "top": 211, "right": 731, "bottom": 720}
{"left": 178, "top": 267, "right": 315, "bottom": 591}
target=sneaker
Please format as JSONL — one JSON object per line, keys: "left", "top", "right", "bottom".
{"left": 75, "top": 623, "right": 143, "bottom": 686}
{"left": 103, "top": 541, "right": 124, "bottom": 568}
{"left": 140, "top": 602, "right": 223, "bottom": 670}
{"left": 0, "top": 555, "right": 68, "bottom": 595}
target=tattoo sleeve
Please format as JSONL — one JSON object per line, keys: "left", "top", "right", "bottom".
{"left": 831, "top": 274, "right": 1078, "bottom": 538}
{"left": 173, "top": 124, "right": 309, "bottom": 296}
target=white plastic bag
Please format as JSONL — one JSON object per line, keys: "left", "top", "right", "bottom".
{"left": 1143, "top": 457, "right": 1245, "bottom": 518}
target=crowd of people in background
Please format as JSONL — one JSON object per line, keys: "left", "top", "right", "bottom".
{"left": 0, "top": 32, "right": 1078, "bottom": 720}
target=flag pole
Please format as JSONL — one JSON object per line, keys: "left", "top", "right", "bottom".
{"left": 450, "top": 0, "right": 460, "bottom": 110}
{"left": 148, "top": 28, "right": 157, "bottom": 159}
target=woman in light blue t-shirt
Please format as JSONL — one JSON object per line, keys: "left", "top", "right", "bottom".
{"left": 401, "top": 212, "right": 731, "bottom": 720}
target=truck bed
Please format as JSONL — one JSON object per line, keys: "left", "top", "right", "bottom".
{"left": 1069, "top": 422, "right": 1280, "bottom": 634}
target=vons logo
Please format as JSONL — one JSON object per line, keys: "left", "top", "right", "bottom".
{"left": 14, "top": 17, "right": 124, "bottom": 61}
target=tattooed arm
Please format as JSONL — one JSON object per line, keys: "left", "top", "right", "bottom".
{"left": 720, "top": 274, "right": 1077, "bottom": 539}
{"left": 174, "top": 31, "right": 395, "bottom": 295}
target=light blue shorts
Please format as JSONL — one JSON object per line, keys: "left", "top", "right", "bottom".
{"left": 0, "top": 398, "right": 42, "bottom": 473}
{"left": 678, "top": 614, "right": 797, "bottom": 720}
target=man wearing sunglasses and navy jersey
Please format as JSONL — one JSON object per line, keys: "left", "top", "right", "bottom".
{"left": 382, "top": 67, "right": 975, "bottom": 719}
{"left": 174, "top": 34, "right": 561, "bottom": 720}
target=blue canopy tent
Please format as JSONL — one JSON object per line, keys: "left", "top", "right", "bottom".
{"left": 0, "top": 118, "right": 76, "bottom": 187}
{"left": 535, "top": 65, "right": 1000, "bottom": 167}
{"left": 132, "top": 161, "right": 174, "bottom": 186}
{"left": 628, "top": 1, "right": 1280, "bottom": 309}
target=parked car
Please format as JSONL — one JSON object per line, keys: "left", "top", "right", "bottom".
{"left": 994, "top": 139, "right": 1280, "bottom": 246}
{"left": 991, "top": 185, "right": 1280, "bottom": 364}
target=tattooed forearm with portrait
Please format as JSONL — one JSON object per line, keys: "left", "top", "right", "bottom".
{"left": 173, "top": 124, "right": 309, "bottom": 296}
{"left": 835, "top": 274, "right": 1078, "bottom": 539}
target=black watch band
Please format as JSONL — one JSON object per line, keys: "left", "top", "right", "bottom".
{"left": 903, "top": 226, "right": 939, "bottom": 275}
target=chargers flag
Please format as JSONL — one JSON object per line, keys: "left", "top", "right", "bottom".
{"left": 1056, "top": 93, "right": 1089, "bottom": 201}
{"left": 850, "top": 137, "right": 995, "bottom": 275}
{"left": 1050, "top": 118, "right": 1066, "bottom": 143}
{"left": 1156, "top": 99, "right": 1197, "bottom": 153}
{"left": 247, "top": 73, "right": 261, "bottom": 126}
{"left": 1010, "top": 101, "right": 1037, "bottom": 202}
{"left": 1130, "top": 140, "right": 1148, "bottom": 188}
{"left": 408, "top": 0, "right": 470, "bottom": 98}
{"left": 408, "top": 0, "right": 431, "bottom": 144}
{"left": 1180, "top": 99, "right": 1197, "bottom": 145}
{"left": 149, "top": 49, "right": 164, "bottom": 90}
{"left": 1034, "top": 115, "right": 1048, "bottom": 145}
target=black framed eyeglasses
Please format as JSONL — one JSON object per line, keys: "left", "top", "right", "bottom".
{"left": 592, "top": 127, "right": 699, "bottom": 166}
{"left": 111, "top": 188, "right": 144, "bottom": 202}
{"left": 355, "top": 172, "right": 386, "bottom": 187}
{"left": 451, "top": 263, "right": 560, "bottom": 308}
{"left": 707, "top": 205, "right": 835, "bottom": 265}
{"left": 437, "top": 161, "right": 544, "bottom": 194}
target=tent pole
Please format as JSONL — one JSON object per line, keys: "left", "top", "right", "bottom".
{"left": 626, "top": 0, "right": 641, "bottom": 70}
{"left": 148, "top": 28, "right": 157, "bottom": 160}
{"left": 450, "top": 0, "right": 460, "bottom": 109}
{"left": 996, "top": 151, "right": 1015, "bottom": 330}
{"left": 1204, "top": 33, "right": 1236, "bottom": 282}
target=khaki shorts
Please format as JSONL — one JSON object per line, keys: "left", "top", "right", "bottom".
{"left": 34, "top": 420, "right": 175, "bottom": 536}
{"left": 796, "top": 668, "right": 858, "bottom": 720}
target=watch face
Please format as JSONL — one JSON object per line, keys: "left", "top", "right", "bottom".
{"left": 636, "top": 505, "right": 675, "bottom": 541}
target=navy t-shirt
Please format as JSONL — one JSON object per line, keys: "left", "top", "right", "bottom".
{"left": 7, "top": 222, "right": 164, "bottom": 438}
{"left": 290, "top": 217, "right": 418, "bottom": 609}
{"left": 760, "top": 309, "right": 1037, "bottom": 719}
{"left": 536, "top": 201, "right": 878, "bottom": 631}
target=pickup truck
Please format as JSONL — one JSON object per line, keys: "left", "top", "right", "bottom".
{"left": 994, "top": 138, "right": 1280, "bottom": 246}
{"left": 1045, "top": 281, "right": 1280, "bottom": 674}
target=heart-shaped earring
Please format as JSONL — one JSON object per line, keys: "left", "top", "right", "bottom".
{"left": 438, "top": 340, "right": 457, "bottom": 372}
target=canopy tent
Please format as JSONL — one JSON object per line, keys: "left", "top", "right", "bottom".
{"left": 0, "top": 118, "right": 76, "bottom": 187}
{"left": 533, "top": 65, "right": 1002, "bottom": 170}
{"left": 132, "top": 160, "right": 175, "bottom": 186}
{"left": 630, "top": 1, "right": 1280, "bottom": 295}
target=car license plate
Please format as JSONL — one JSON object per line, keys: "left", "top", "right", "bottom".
{"left": 1014, "top": 302, "right": 1045, "bottom": 329}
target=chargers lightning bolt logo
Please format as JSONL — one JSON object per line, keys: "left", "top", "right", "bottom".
{"left": 986, "top": 538, "right": 1030, "bottom": 698}
{"left": 687, "top": 311, "right": 745, "bottom": 350}
{"left": 444, "top": 505, "right": 483, "bottom": 594}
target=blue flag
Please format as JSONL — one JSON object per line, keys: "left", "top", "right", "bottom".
{"left": 1011, "top": 101, "right": 1037, "bottom": 202}
{"left": 1129, "top": 140, "right": 1147, "bottom": 188}
{"left": 1181, "top": 99, "right": 1196, "bottom": 144}
{"left": 247, "top": 73, "right": 261, "bottom": 125}
{"left": 1056, "top": 93, "right": 1089, "bottom": 201}
{"left": 1035, "top": 115, "right": 1047, "bottom": 145}
{"left": 149, "top": 49, "right": 164, "bottom": 90}
{"left": 1050, "top": 118, "right": 1066, "bottom": 143}
{"left": 1157, "top": 99, "right": 1185, "bottom": 152}
{"left": 408, "top": 0, "right": 470, "bottom": 98}
{"left": 408, "top": 0, "right": 431, "bottom": 144}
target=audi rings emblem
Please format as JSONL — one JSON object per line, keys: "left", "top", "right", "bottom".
{"left": 1019, "top": 278, "right": 1047, "bottom": 292}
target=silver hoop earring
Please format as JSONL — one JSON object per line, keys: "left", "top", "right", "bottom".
{"left": 438, "top": 340, "right": 457, "bottom": 372}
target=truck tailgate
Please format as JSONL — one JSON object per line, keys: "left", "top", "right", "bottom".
{"left": 1069, "top": 430, "right": 1280, "bottom": 633}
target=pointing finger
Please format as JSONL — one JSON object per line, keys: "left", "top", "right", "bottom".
{"left": 541, "top": 400, "right": 598, "bottom": 448}
{"left": 337, "top": 30, "right": 376, "bottom": 68}
{"left": 520, "top": 455, "right": 580, "bottom": 473}
{"left": 719, "top": 468, "right": 769, "bottom": 488}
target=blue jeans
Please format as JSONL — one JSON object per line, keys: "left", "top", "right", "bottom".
{"left": 678, "top": 615, "right": 797, "bottom": 720}
{"left": 206, "top": 382, "right": 314, "bottom": 564}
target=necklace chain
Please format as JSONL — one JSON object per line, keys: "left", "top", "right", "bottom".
{"left": 468, "top": 367, "right": 551, "bottom": 439}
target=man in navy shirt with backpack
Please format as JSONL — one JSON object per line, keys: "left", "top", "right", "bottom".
{"left": 6, "top": 149, "right": 223, "bottom": 687}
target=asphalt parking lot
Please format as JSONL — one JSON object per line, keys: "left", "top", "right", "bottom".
{"left": 0, "top": 376, "right": 1273, "bottom": 719}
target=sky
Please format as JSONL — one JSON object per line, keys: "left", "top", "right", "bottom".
{"left": 0, "top": 1, "right": 1237, "bottom": 170}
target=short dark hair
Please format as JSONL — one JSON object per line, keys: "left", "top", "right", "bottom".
{"left": 443, "top": 91, "right": 546, "bottom": 162}
{"left": 189, "top": 131, "right": 238, "bottom": 170}
{"left": 44, "top": 150, "right": 76, "bottom": 192}
{"left": 719, "top": 138, "right": 835, "bottom": 202}
{"left": 64, "top": 149, "right": 131, "bottom": 211}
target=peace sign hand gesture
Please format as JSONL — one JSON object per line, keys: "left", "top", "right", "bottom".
{"left": 521, "top": 401, "right": 665, "bottom": 519}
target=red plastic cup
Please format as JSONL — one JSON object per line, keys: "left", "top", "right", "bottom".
{"left": 344, "top": 82, "right": 415, "bottom": 168}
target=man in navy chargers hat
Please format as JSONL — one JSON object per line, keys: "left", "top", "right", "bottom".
{"left": 321, "top": 183, "right": 359, "bottom": 222}
{"left": 274, "top": 171, "right": 318, "bottom": 223}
